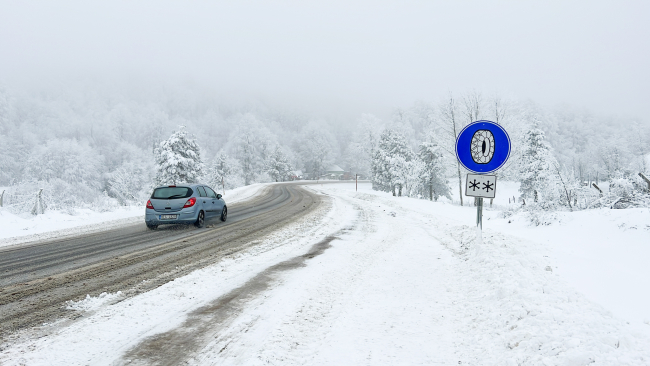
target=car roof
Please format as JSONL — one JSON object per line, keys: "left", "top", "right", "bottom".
{"left": 153, "top": 183, "right": 210, "bottom": 189}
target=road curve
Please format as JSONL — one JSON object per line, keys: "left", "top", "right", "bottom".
{"left": 0, "top": 183, "right": 325, "bottom": 336}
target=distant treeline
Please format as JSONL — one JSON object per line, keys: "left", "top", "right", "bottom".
{"left": 0, "top": 85, "right": 647, "bottom": 212}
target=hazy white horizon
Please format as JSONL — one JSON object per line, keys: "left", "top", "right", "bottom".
{"left": 1, "top": 0, "right": 648, "bottom": 120}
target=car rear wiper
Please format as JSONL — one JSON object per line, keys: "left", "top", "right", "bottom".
{"left": 162, "top": 194, "right": 185, "bottom": 199}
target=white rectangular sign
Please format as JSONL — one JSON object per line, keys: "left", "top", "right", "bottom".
{"left": 465, "top": 174, "right": 497, "bottom": 198}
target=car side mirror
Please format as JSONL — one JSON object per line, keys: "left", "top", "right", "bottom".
{"left": 216, "top": 194, "right": 222, "bottom": 199}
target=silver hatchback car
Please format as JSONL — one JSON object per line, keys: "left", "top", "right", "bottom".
{"left": 145, "top": 184, "right": 227, "bottom": 229}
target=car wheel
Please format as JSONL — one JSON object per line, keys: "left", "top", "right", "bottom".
{"left": 194, "top": 211, "right": 205, "bottom": 228}
{"left": 146, "top": 224, "right": 158, "bottom": 230}
{"left": 220, "top": 206, "right": 227, "bottom": 222}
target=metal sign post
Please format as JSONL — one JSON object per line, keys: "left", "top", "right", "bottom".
{"left": 476, "top": 197, "right": 483, "bottom": 230}
{"left": 465, "top": 173, "right": 497, "bottom": 234}
{"left": 455, "top": 121, "right": 510, "bottom": 242}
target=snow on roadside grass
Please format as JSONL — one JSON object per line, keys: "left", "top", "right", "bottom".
{"left": 0, "top": 183, "right": 266, "bottom": 248}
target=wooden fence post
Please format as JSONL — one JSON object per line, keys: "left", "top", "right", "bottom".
{"left": 0, "top": 190, "right": 4, "bottom": 207}
{"left": 592, "top": 183, "right": 603, "bottom": 197}
{"left": 31, "top": 189, "right": 44, "bottom": 215}
{"left": 639, "top": 172, "right": 650, "bottom": 191}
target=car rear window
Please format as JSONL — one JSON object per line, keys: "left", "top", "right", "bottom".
{"left": 151, "top": 187, "right": 193, "bottom": 199}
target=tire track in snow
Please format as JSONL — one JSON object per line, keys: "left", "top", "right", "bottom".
{"left": 121, "top": 236, "right": 339, "bottom": 366}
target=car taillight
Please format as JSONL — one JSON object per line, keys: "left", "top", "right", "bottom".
{"left": 146, "top": 200, "right": 154, "bottom": 209}
{"left": 183, "top": 197, "right": 196, "bottom": 208}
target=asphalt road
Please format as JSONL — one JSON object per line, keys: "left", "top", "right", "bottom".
{"left": 0, "top": 183, "right": 324, "bottom": 337}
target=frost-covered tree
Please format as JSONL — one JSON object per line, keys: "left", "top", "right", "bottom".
{"left": 22, "top": 139, "right": 105, "bottom": 208}
{"left": 237, "top": 130, "right": 258, "bottom": 185}
{"left": 0, "top": 134, "right": 24, "bottom": 185}
{"left": 437, "top": 94, "right": 466, "bottom": 205}
{"left": 209, "top": 151, "right": 231, "bottom": 188}
{"left": 418, "top": 140, "right": 450, "bottom": 201}
{"left": 108, "top": 161, "right": 153, "bottom": 205}
{"left": 205, "top": 151, "right": 241, "bottom": 193}
{"left": 373, "top": 129, "right": 414, "bottom": 196}
{"left": 154, "top": 126, "right": 203, "bottom": 185}
{"left": 461, "top": 90, "right": 485, "bottom": 124}
{"left": 518, "top": 127, "right": 561, "bottom": 205}
{"left": 266, "top": 145, "right": 293, "bottom": 182}
{"left": 227, "top": 113, "right": 278, "bottom": 185}
{"left": 25, "top": 139, "right": 104, "bottom": 188}
{"left": 300, "top": 123, "right": 337, "bottom": 179}
{"left": 346, "top": 114, "right": 381, "bottom": 180}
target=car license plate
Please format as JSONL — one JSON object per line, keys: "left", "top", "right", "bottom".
{"left": 160, "top": 214, "right": 177, "bottom": 220}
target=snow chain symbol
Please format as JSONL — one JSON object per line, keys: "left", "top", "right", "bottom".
{"left": 468, "top": 179, "right": 494, "bottom": 193}
{"left": 470, "top": 130, "right": 495, "bottom": 164}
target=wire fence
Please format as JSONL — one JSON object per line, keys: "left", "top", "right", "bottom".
{"left": 446, "top": 181, "right": 649, "bottom": 212}
{"left": 0, "top": 189, "right": 46, "bottom": 215}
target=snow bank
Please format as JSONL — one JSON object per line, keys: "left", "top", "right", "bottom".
{"left": 487, "top": 205, "right": 650, "bottom": 327}
{"left": 0, "top": 207, "right": 143, "bottom": 248}
{"left": 65, "top": 292, "right": 124, "bottom": 312}
{"left": 0, "top": 183, "right": 266, "bottom": 249}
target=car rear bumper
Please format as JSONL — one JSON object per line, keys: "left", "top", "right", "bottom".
{"left": 145, "top": 208, "right": 199, "bottom": 225}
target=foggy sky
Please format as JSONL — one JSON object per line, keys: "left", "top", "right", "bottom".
{"left": 1, "top": 0, "right": 648, "bottom": 120}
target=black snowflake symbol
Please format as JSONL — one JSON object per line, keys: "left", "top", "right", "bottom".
{"left": 482, "top": 181, "right": 494, "bottom": 192}
{"left": 469, "top": 180, "right": 480, "bottom": 191}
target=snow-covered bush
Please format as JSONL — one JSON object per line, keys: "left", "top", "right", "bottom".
{"left": 90, "top": 192, "right": 121, "bottom": 213}
{"left": 610, "top": 176, "right": 635, "bottom": 198}
{"left": 590, "top": 174, "right": 650, "bottom": 209}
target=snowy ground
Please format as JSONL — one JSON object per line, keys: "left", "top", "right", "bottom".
{"left": 1, "top": 182, "right": 649, "bottom": 365}
{"left": 0, "top": 183, "right": 266, "bottom": 249}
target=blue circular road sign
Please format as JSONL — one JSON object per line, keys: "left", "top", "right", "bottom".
{"left": 455, "top": 120, "right": 511, "bottom": 174}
